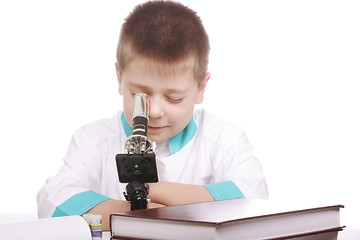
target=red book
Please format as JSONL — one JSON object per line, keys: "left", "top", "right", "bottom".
{"left": 110, "top": 198, "right": 344, "bottom": 240}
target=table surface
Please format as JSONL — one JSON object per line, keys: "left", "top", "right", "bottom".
{"left": 0, "top": 213, "right": 359, "bottom": 239}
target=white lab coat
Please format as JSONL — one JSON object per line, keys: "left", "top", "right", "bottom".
{"left": 37, "top": 109, "right": 268, "bottom": 217}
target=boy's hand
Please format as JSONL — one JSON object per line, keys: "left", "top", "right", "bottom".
{"left": 148, "top": 182, "right": 214, "bottom": 206}
{"left": 85, "top": 200, "right": 165, "bottom": 231}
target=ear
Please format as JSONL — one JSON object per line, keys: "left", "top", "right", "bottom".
{"left": 196, "top": 72, "right": 211, "bottom": 104}
{"left": 115, "top": 62, "right": 123, "bottom": 96}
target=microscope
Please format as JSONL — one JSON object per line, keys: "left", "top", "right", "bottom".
{"left": 115, "top": 93, "right": 159, "bottom": 211}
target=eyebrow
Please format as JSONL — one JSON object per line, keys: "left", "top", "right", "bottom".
{"left": 126, "top": 81, "right": 151, "bottom": 91}
{"left": 165, "top": 88, "right": 189, "bottom": 94}
{"left": 127, "top": 81, "right": 189, "bottom": 94}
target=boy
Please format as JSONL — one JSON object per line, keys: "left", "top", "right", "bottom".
{"left": 37, "top": 1, "right": 268, "bottom": 230}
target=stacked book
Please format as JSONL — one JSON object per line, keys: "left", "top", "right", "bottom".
{"left": 110, "top": 198, "right": 344, "bottom": 240}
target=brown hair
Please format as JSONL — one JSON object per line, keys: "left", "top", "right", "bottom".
{"left": 116, "top": 1, "right": 210, "bottom": 81}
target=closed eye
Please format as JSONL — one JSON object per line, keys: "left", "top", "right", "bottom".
{"left": 166, "top": 97, "right": 183, "bottom": 103}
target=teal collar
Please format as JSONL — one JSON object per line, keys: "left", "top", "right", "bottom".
{"left": 121, "top": 113, "right": 133, "bottom": 137}
{"left": 121, "top": 112, "right": 197, "bottom": 154}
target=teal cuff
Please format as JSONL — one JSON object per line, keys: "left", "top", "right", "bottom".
{"left": 52, "top": 190, "right": 111, "bottom": 217}
{"left": 204, "top": 181, "right": 244, "bottom": 200}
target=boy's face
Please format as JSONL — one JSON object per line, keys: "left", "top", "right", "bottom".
{"left": 116, "top": 57, "right": 209, "bottom": 143}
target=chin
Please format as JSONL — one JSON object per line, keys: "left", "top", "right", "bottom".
{"left": 148, "top": 134, "right": 169, "bottom": 143}
{"left": 149, "top": 137, "right": 166, "bottom": 143}
{"left": 148, "top": 135, "right": 161, "bottom": 143}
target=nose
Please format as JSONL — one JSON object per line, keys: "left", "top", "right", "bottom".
{"left": 149, "top": 96, "right": 165, "bottom": 120}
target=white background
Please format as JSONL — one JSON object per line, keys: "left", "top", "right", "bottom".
{"left": 0, "top": 0, "right": 359, "bottom": 236}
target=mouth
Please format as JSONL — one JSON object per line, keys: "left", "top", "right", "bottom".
{"left": 148, "top": 126, "right": 166, "bottom": 132}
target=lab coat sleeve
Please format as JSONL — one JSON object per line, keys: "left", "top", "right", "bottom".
{"left": 211, "top": 126, "right": 269, "bottom": 199}
{"left": 37, "top": 125, "right": 111, "bottom": 218}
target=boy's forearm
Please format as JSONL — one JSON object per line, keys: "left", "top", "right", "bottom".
{"left": 148, "top": 182, "right": 214, "bottom": 206}
{"left": 83, "top": 182, "right": 214, "bottom": 230}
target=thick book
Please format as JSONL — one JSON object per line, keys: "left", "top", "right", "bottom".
{"left": 110, "top": 198, "right": 344, "bottom": 240}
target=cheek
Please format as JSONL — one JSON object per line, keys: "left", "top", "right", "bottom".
{"left": 166, "top": 102, "right": 194, "bottom": 126}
